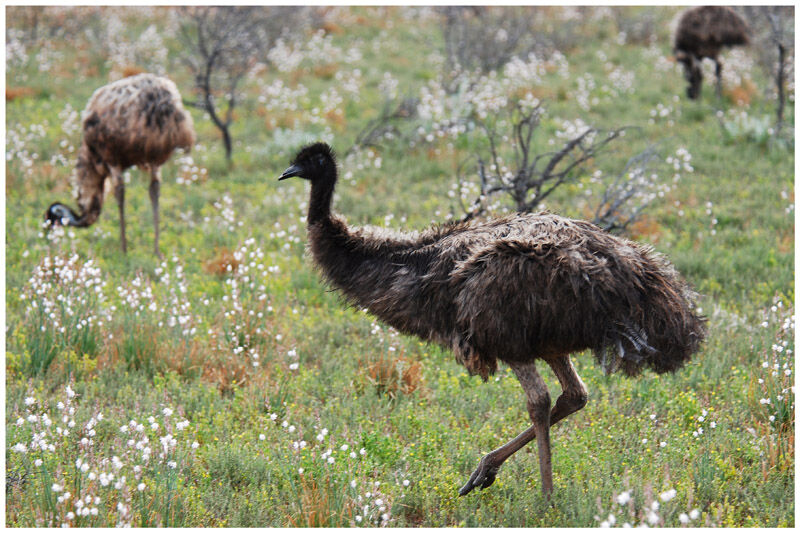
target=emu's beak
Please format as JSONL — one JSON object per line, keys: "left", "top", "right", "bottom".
{"left": 279, "top": 164, "right": 303, "bottom": 180}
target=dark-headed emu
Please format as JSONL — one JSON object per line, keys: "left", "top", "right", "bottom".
{"left": 46, "top": 73, "right": 195, "bottom": 257}
{"left": 674, "top": 6, "right": 750, "bottom": 100}
{"left": 280, "top": 142, "right": 706, "bottom": 498}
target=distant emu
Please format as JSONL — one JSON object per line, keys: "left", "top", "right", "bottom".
{"left": 674, "top": 6, "right": 750, "bottom": 100}
{"left": 46, "top": 74, "right": 195, "bottom": 256}
{"left": 279, "top": 142, "right": 706, "bottom": 498}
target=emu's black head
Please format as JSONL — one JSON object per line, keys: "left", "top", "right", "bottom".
{"left": 279, "top": 142, "right": 337, "bottom": 183}
{"left": 45, "top": 202, "right": 79, "bottom": 227}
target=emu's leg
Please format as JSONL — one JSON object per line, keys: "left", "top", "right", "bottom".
{"left": 458, "top": 356, "right": 588, "bottom": 498}
{"left": 548, "top": 356, "right": 588, "bottom": 424}
{"left": 111, "top": 167, "right": 126, "bottom": 254}
{"left": 714, "top": 58, "right": 723, "bottom": 100}
{"left": 149, "top": 166, "right": 163, "bottom": 259}
{"left": 459, "top": 360, "right": 553, "bottom": 497}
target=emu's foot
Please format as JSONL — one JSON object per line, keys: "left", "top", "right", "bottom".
{"left": 458, "top": 454, "right": 501, "bottom": 496}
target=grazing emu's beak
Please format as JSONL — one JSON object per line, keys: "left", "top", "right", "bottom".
{"left": 279, "top": 164, "right": 303, "bottom": 180}
{"left": 45, "top": 202, "right": 80, "bottom": 227}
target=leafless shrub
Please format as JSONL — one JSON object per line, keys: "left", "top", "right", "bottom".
{"left": 453, "top": 100, "right": 686, "bottom": 233}
{"left": 610, "top": 6, "right": 667, "bottom": 45}
{"left": 439, "top": 7, "right": 532, "bottom": 82}
{"left": 177, "top": 6, "right": 309, "bottom": 161}
{"left": 591, "top": 145, "right": 669, "bottom": 233}
{"left": 6, "top": 6, "right": 106, "bottom": 46}
{"left": 346, "top": 96, "right": 418, "bottom": 156}
{"left": 455, "top": 100, "right": 626, "bottom": 222}
{"left": 738, "top": 6, "right": 795, "bottom": 137}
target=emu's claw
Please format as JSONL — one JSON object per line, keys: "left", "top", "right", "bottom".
{"left": 458, "top": 454, "right": 500, "bottom": 496}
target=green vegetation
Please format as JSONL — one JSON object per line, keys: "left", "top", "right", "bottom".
{"left": 6, "top": 6, "right": 794, "bottom": 527}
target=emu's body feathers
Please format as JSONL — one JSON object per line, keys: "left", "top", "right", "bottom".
{"left": 309, "top": 211, "right": 704, "bottom": 381}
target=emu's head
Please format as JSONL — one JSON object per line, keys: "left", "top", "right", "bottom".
{"left": 675, "top": 50, "right": 703, "bottom": 100}
{"left": 45, "top": 202, "right": 80, "bottom": 227}
{"left": 279, "top": 142, "right": 337, "bottom": 184}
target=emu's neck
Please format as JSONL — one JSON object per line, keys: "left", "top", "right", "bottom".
{"left": 307, "top": 210, "right": 447, "bottom": 341}
{"left": 307, "top": 175, "right": 336, "bottom": 225}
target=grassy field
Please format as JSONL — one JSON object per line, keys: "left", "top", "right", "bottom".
{"left": 5, "top": 6, "right": 794, "bottom": 527}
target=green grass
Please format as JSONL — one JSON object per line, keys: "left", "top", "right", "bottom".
{"left": 5, "top": 6, "right": 794, "bottom": 528}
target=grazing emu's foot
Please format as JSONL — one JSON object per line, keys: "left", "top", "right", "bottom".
{"left": 458, "top": 453, "right": 501, "bottom": 496}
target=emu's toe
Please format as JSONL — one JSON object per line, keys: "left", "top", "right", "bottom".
{"left": 458, "top": 454, "right": 500, "bottom": 496}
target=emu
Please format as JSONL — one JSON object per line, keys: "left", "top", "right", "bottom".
{"left": 673, "top": 6, "right": 750, "bottom": 100}
{"left": 45, "top": 73, "right": 195, "bottom": 257}
{"left": 279, "top": 142, "right": 706, "bottom": 498}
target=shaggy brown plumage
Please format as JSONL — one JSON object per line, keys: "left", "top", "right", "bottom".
{"left": 46, "top": 73, "right": 195, "bottom": 256}
{"left": 673, "top": 6, "right": 750, "bottom": 100}
{"left": 280, "top": 142, "right": 706, "bottom": 498}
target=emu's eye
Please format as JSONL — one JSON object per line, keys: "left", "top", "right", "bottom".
{"left": 315, "top": 154, "right": 325, "bottom": 167}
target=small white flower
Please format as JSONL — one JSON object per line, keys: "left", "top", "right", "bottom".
{"left": 52, "top": 483, "right": 62, "bottom": 492}
{"left": 689, "top": 509, "right": 700, "bottom": 520}
{"left": 298, "top": 468, "right": 304, "bottom": 474}
{"left": 24, "top": 397, "right": 36, "bottom": 406}
{"left": 647, "top": 510, "right": 659, "bottom": 525}
{"left": 659, "top": 489, "right": 676, "bottom": 501}
{"left": 35, "top": 459, "right": 43, "bottom": 467}
{"left": 192, "top": 441, "right": 200, "bottom": 449}
{"left": 616, "top": 491, "right": 631, "bottom": 505}
{"left": 137, "top": 483, "right": 145, "bottom": 491}
{"left": 162, "top": 407, "right": 173, "bottom": 417}
{"left": 679, "top": 513, "right": 690, "bottom": 524}
{"left": 402, "top": 479, "right": 410, "bottom": 487}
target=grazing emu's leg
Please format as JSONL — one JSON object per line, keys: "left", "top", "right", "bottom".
{"left": 458, "top": 356, "right": 588, "bottom": 498}
{"left": 111, "top": 167, "right": 126, "bottom": 254}
{"left": 149, "top": 166, "right": 163, "bottom": 259}
{"left": 714, "top": 57, "right": 723, "bottom": 100}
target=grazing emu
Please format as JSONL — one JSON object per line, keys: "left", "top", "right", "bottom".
{"left": 45, "top": 74, "right": 195, "bottom": 256}
{"left": 279, "top": 142, "right": 706, "bottom": 498}
{"left": 674, "top": 6, "right": 750, "bottom": 100}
